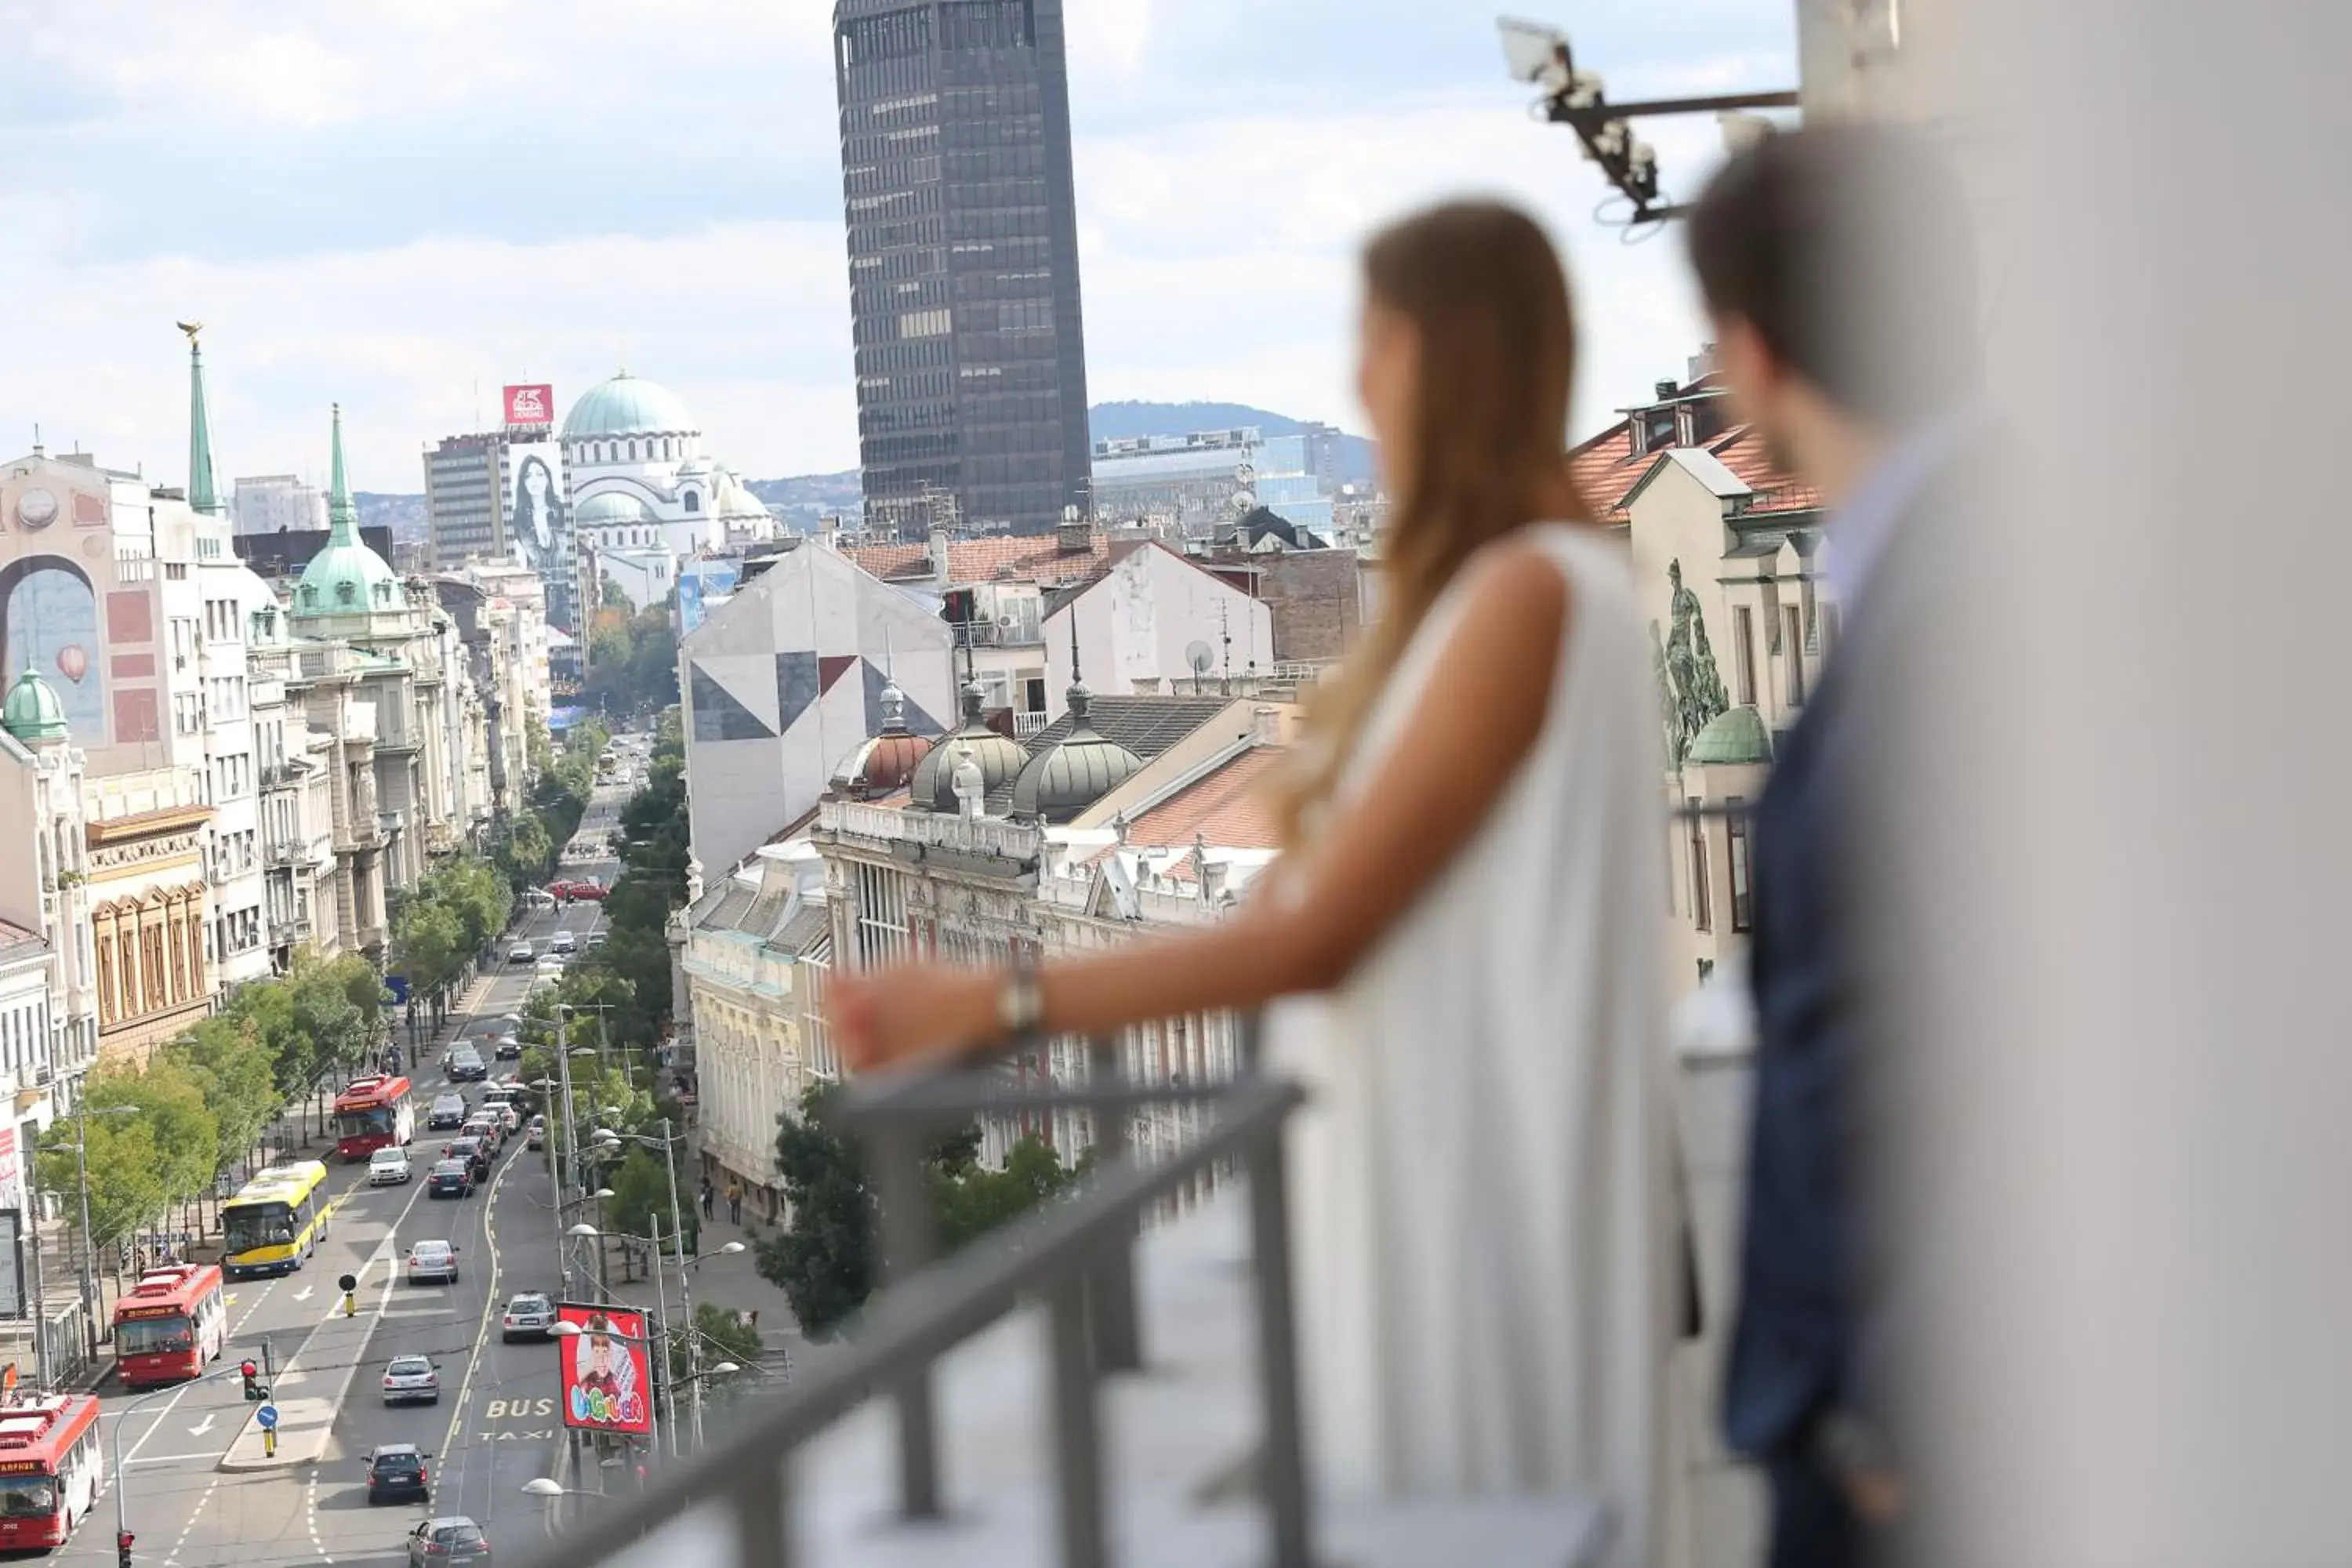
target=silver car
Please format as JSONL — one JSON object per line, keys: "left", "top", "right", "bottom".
{"left": 405, "top": 1240, "right": 459, "bottom": 1286}
{"left": 500, "top": 1292, "right": 554, "bottom": 1342}
{"left": 381, "top": 1354, "right": 440, "bottom": 1405}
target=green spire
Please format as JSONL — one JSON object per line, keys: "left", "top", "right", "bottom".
{"left": 327, "top": 402, "right": 357, "bottom": 542}
{"left": 183, "top": 325, "right": 221, "bottom": 517}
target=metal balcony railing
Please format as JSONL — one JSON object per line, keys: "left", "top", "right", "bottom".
{"left": 509, "top": 1054, "right": 1313, "bottom": 1568}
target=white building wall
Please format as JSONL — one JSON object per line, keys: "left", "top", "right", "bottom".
{"left": 1041, "top": 545, "right": 1274, "bottom": 720}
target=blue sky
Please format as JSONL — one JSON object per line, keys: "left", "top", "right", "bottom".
{"left": 0, "top": 1, "right": 1796, "bottom": 492}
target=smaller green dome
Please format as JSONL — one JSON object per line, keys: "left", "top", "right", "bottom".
{"left": 2, "top": 667, "right": 69, "bottom": 744}
{"left": 295, "top": 402, "right": 403, "bottom": 620}
{"left": 575, "top": 492, "right": 652, "bottom": 526}
{"left": 1687, "top": 704, "right": 1773, "bottom": 767}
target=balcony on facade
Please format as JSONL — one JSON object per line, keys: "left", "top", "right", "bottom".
{"left": 260, "top": 758, "right": 308, "bottom": 791}
{"left": 269, "top": 913, "right": 310, "bottom": 947}
{"left": 1014, "top": 710, "right": 1051, "bottom": 739}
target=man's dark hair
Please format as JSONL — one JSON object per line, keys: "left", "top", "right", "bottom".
{"left": 1687, "top": 122, "right": 1980, "bottom": 426}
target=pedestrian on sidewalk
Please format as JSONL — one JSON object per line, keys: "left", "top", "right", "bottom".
{"left": 699, "top": 1176, "right": 714, "bottom": 1220}
{"left": 725, "top": 1183, "right": 742, "bottom": 1225}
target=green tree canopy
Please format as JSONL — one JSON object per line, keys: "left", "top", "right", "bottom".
{"left": 670, "top": 1301, "right": 764, "bottom": 1397}
{"left": 165, "top": 1014, "right": 281, "bottom": 1191}
{"left": 390, "top": 896, "right": 465, "bottom": 1002}
{"left": 756, "top": 1085, "right": 877, "bottom": 1339}
{"left": 38, "top": 1115, "right": 164, "bottom": 1253}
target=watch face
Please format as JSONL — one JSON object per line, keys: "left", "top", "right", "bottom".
{"left": 15, "top": 488, "right": 57, "bottom": 530}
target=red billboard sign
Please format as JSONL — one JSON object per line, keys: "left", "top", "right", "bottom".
{"left": 557, "top": 1303, "right": 653, "bottom": 1435}
{"left": 503, "top": 383, "right": 555, "bottom": 427}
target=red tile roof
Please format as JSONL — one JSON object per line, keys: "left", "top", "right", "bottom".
{"left": 842, "top": 533, "right": 1110, "bottom": 587}
{"left": 1569, "top": 382, "right": 1821, "bottom": 521}
{"left": 1120, "top": 746, "right": 1287, "bottom": 851}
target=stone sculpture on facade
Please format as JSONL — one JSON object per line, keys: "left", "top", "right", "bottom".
{"left": 1662, "top": 557, "right": 1729, "bottom": 766}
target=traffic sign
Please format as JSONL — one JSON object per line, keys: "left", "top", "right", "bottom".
{"left": 337, "top": 1273, "right": 357, "bottom": 1294}
{"left": 255, "top": 1405, "right": 278, "bottom": 1431}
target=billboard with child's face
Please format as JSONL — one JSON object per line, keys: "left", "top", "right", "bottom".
{"left": 557, "top": 1302, "right": 652, "bottom": 1435}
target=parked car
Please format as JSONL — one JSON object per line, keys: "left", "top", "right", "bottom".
{"left": 506, "top": 942, "right": 534, "bottom": 965}
{"left": 524, "top": 1115, "right": 546, "bottom": 1151}
{"left": 365, "top": 1443, "right": 431, "bottom": 1504}
{"left": 368, "top": 1147, "right": 412, "bottom": 1185}
{"left": 500, "top": 1292, "right": 555, "bottom": 1342}
{"left": 381, "top": 1354, "right": 440, "bottom": 1406}
{"left": 408, "top": 1517, "right": 490, "bottom": 1565}
{"left": 426, "top": 1160, "right": 473, "bottom": 1200}
{"left": 550, "top": 930, "right": 577, "bottom": 956}
{"left": 405, "top": 1241, "right": 459, "bottom": 1287}
{"left": 426, "top": 1092, "right": 468, "bottom": 1131}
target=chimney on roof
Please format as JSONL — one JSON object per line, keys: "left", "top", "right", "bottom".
{"left": 1056, "top": 504, "right": 1091, "bottom": 555}
{"left": 1253, "top": 705, "right": 1285, "bottom": 746}
{"left": 1653, "top": 379, "right": 1679, "bottom": 401}
{"left": 927, "top": 528, "right": 950, "bottom": 581}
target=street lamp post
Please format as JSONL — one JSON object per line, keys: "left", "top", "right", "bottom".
{"left": 114, "top": 1362, "right": 241, "bottom": 1560}
{"left": 593, "top": 1118, "right": 703, "bottom": 1449}
{"left": 62, "top": 1105, "right": 138, "bottom": 1356}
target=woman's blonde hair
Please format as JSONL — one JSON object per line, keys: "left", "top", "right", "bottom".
{"left": 1272, "top": 201, "right": 1589, "bottom": 844}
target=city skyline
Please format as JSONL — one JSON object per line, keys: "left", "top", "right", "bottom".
{"left": 0, "top": 2, "right": 1795, "bottom": 492}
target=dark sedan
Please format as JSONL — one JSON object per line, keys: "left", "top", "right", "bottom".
{"left": 365, "top": 1444, "right": 431, "bottom": 1504}
{"left": 426, "top": 1160, "right": 474, "bottom": 1199}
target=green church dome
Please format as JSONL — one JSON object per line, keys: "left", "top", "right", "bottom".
{"left": 2, "top": 666, "right": 69, "bottom": 744}
{"left": 295, "top": 405, "right": 402, "bottom": 620}
{"left": 563, "top": 372, "right": 698, "bottom": 439}
{"left": 1686, "top": 704, "right": 1774, "bottom": 767}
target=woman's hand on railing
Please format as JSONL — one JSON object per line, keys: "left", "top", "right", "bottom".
{"left": 832, "top": 965, "right": 999, "bottom": 1073}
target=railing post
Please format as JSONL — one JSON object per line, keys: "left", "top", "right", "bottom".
{"left": 873, "top": 1123, "right": 942, "bottom": 1520}
{"left": 1047, "top": 1275, "right": 1109, "bottom": 1568}
{"left": 1246, "top": 1124, "right": 1314, "bottom": 1568}
{"left": 735, "top": 1456, "right": 791, "bottom": 1566}
{"left": 1083, "top": 1033, "right": 1141, "bottom": 1375}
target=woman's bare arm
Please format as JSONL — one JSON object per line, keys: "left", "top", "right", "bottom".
{"left": 833, "top": 538, "right": 1573, "bottom": 1066}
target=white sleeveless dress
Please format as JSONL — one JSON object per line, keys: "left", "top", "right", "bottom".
{"left": 1265, "top": 525, "right": 1675, "bottom": 1566}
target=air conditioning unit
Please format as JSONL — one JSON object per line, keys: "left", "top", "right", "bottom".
{"left": 35, "top": 1066, "right": 53, "bottom": 1087}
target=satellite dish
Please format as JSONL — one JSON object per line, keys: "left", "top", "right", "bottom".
{"left": 1185, "top": 641, "right": 1215, "bottom": 676}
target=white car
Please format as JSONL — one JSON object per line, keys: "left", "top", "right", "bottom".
{"left": 500, "top": 1292, "right": 555, "bottom": 1342}
{"left": 507, "top": 942, "right": 535, "bottom": 965}
{"left": 550, "top": 931, "right": 577, "bottom": 955}
{"left": 381, "top": 1354, "right": 440, "bottom": 1405}
{"left": 535, "top": 957, "right": 564, "bottom": 980}
{"left": 368, "top": 1146, "right": 412, "bottom": 1185}
{"left": 405, "top": 1240, "right": 459, "bottom": 1286}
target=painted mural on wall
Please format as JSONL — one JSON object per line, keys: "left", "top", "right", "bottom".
{"left": 0, "top": 560, "right": 105, "bottom": 740}
{"left": 1657, "top": 557, "right": 1728, "bottom": 769}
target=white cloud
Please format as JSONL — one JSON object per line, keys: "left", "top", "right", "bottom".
{"left": 0, "top": 2, "right": 1783, "bottom": 488}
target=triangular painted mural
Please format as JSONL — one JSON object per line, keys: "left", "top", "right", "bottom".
{"left": 689, "top": 664, "right": 775, "bottom": 742}
{"left": 862, "top": 658, "right": 946, "bottom": 736}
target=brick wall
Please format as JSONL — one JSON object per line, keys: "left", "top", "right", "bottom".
{"left": 1216, "top": 549, "right": 1362, "bottom": 663}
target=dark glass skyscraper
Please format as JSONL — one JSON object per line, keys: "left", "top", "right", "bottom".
{"left": 833, "top": 0, "right": 1093, "bottom": 538}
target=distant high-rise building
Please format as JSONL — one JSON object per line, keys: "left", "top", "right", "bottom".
{"left": 230, "top": 474, "right": 328, "bottom": 536}
{"left": 832, "top": 0, "right": 1093, "bottom": 539}
{"left": 423, "top": 431, "right": 503, "bottom": 572}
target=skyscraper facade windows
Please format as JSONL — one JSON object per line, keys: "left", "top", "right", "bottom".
{"left": 833, "top": 0, "right": 1092, "bottom": 538}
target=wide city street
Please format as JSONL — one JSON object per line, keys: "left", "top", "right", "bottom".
{"left": 55, "top": 800, "right": 625, "bottom": 1567}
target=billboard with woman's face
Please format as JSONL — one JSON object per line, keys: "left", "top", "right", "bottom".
{"left": 557, "top": 1302, "right": 652, "bottom": 1435}
{"left": 506, "top": 441, "right": 577, "bottom": 631}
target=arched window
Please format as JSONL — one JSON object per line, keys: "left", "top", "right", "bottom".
{"left": 683, "top": 492, "right": 699, "bottom": 514}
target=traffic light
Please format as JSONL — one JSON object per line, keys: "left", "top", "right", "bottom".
{"left": 117, "top": 1529, "right": 133, "bottom": 1567}
{"left": 240, "top": 1360, "right": 262, "bottom": 1401}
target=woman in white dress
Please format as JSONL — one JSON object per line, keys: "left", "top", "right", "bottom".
{"left": 834, "top": 200, "right": 1675, "bottom": 1563}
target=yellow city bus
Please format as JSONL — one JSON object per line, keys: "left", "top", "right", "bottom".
{"left": 220, "top": 1161, "right": 331, "bottom": 1279}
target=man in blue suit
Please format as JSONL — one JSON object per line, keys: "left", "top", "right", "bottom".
{"left": 1686, "top": 125, "right": 1984, "bottom": 1566}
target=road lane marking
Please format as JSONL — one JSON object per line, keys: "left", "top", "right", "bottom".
{"left": 187, "top": 1413, "right": 214, "bottom": 1437}
{"left": 292, "top": 1286, "right": 313, "bottom": 1302}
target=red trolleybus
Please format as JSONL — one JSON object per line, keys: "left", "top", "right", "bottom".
{"left": 0, "top": 1396, "right": 102, "bottom": 1551}
{"left": 333, "top": 1073, "right": 415, "bottom": 1160}
{"left": 111, "top": 1263, "right": 227, "bottom": 1388}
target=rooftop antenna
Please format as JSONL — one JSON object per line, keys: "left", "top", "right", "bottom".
{"left": 1219, "top": 600, "right": 1233, "bottom": 693}
{"left": 30, "top": 424, "right": 41, "bottom": 458}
